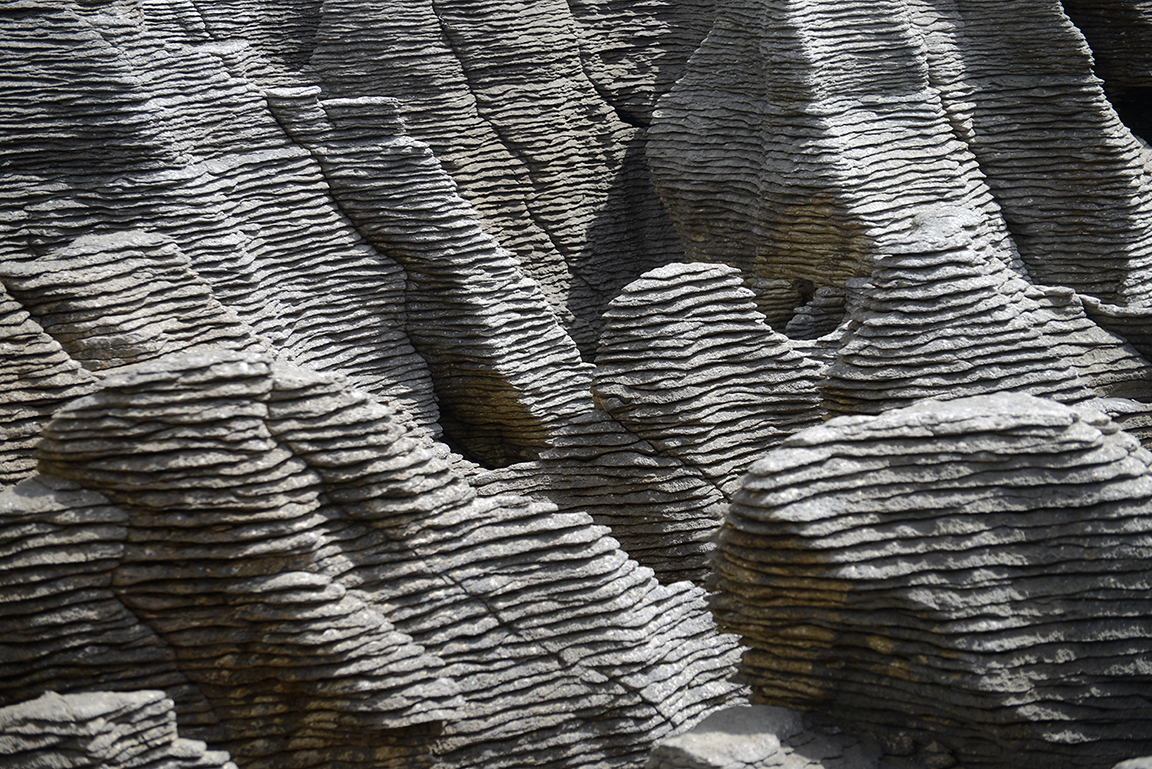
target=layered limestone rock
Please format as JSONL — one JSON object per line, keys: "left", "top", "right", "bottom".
{"left": 646, "top": 0, "right": 1022, "bottom": 326}
{"left": 645, "top": 706, "right": 891, "bottom": 769}
{"left": 0, "top": 690, "right": 237, "bottom": 769}
{"left": 713, "top": 393, "right": 1152, "bottom": 769}
{"left": 310, "top": 0, "right": 682, "bottom": 353}
{"left": 3, "top": 350, "right": 745, "bottom": 769}
{"left": 649, "top": 0, "right": 1152, "bottom": 327}
{"left": 264, "top": 87, "right": 600, "bottom": 466}
{"left": 594, "top": 262, "right": 825, "bottom": 498}
{"left": 819, "top": 207, "right": 1152, "bottom": 420}
{"left": 0, "top": 1, "right": 438, "bottom": 428}
{"left": 905, "top": 0, "right": 1152, "bottom": 305}
{"left": 3, "top": 1, "right": 1152, "bottom": 768}
{"left": 1061, "top": 0, "right": 1152, "bottom": 141}
{"left": 821, "top": 207, "right": 1094, "bottom": 415}
{"left": 0, "top": 287, "right": 99, "bottom": 485}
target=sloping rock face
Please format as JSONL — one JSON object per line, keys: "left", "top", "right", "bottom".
{"left": 4, "top": 0, "right": 1152, "bottom": 768}
{"left": 713, "top": 393, "right": 1152, "bottom": 769}
{"left": 2, "top": 350, "right": 745, "bottom": 769}
{"left": 594, "top": 262, "right": 825, "bottom": 498}
{"left": 648, "top": 0, "right": 1152, "bottom": 322}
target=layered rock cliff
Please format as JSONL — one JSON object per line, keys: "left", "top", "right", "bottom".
{"left": 2, "top": 1, "right": 1152, "bottom": 768}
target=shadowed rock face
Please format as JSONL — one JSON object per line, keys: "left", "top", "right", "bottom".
{"left": 3, "top": 1, "right": 1152, "bottom": 768}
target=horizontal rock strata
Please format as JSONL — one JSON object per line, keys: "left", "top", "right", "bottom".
{"left": 646, "top": 0, "right": 1022, "bottom": 326}
{"left": 4, "top": 350, "right": 746, "bottom": 769}
{"left": 310, "top": 0, "right": 682, "bottom": 353}
{"left": 0, "top": 1, "right": 439, "bottom": 428}
{"left": 0, "top": 690, "right": 237, "bottom": 769}
{"left": 821, "top": 207, "right": 1095, "bottom": 415}
{"left": 907, "top": 0, "right": 1152, "bottom": 305}
{"left": 594, "top": 262, "right": 825, "bottom": 497}
{"left": 0, "top": 287, "right": 98, "bottom": 486}
{"left": 713, "top": 392, "right": 1152, "bottom": 769}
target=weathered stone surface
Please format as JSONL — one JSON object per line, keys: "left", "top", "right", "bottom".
{"left": 0, "top": 1, "right": 439, "bottom": 429}
{"left": 0, "top": 287, "right": 99, "bottom": 486}
{"left": 646, "top": 705, "right": 887, "bottom": 769}
{"left": 5, "top": 350, "right": 746, "bottom": 769}
{"left": 820, "top": 207, "right": 1095, "bottom": 415}
{"left": 713, "top": 393, "right": 1152, "bottom": 769}
{"left": 3, "top": 2, "right": 1152, "bottom": 768}
{"left": 647, "top": 0, "right": 1023, "bottom": 327}
{"left": 309, "top": 0, "right": 683, "bottom": 353}
{"left": 595, "top": 262, "right": 825, "bottom": 497}
{"left": 0, "top": 690, "right": 237, "bottom": 769}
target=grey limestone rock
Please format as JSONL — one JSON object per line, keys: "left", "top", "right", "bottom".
{"left": 821, "top": 207, "right": 1095, "bottom": 415}
{"left": 905, "top": 0, "right": 1152, "bottom": 306}
{"left": 6, "top": 350, "right": 747, "bottom": 769}
{"left": 713, "top": 392, "right": 1152, "bottom": 769}
{"left": 1, "top": 1, "right": 439, "bottom": 429}
{"left": 0, "top": 690, "right": 237, "bottom": 769}
{"left": 646, "top": 0, "right": 1023, "bottom": 327}
{"left": 594, "top": 262, "right": 826, "bottom": 498}
{"left": 0, "top": 286, "right": 99, "bottom": 486}
{"left": 309, "top": 0, "right": 683, "bottom": 354}
{"left": 646, "top": 705, "right": 887, "bottom": 769}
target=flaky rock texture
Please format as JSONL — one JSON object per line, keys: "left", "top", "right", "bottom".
{"left": 4, "top": 0, "right": 1152, "bottom": 768}
{"left": 713, "top": 393, "right": 1152, "bottom": 769}
{"left": 594, "top": 262, "right": 825, "bottom": 497}
{"left": 0, "top": 690, "right": 237, "bottom": 769}
{"left": 3, "top": 351, "right": 744, "bottom": 769}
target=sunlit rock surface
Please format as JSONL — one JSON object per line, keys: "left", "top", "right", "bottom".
{"left": 2, "top": 1, "right": 1152, "bottom": 768}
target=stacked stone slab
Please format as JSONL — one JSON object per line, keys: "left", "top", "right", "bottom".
{"left": 646, "top": 0, "right": 1021, "bottom": 327}
{"left": 310, "top": 0, "right": 682, "bottom": 353}
{"left": 0, "top": 1, "right": 438, "bottom": 427}
{"left": 0, "top": 474, "right": 222, "bottom": 737}
{"left": 0, "top": 690, "right": 237, "bottom": 769}
{"left": 6, "top": 350, "right": 745, "bottom": 769}
{"left": 264, "top": 87, "right": 738, "bottom": 582}
{"left": 821, "top": 207, "right": 1096, "bottom": 415}
{"left": 1061, "top": 0, "right": 1152, "bottom": 140}
{"left": 713, "top": 392, "right": 1152, "bottom": 769}
{"left": 265, "top": 88, "right": 600, "bottom": 466}
{"left": 473, "top": 414, "right": 733, "bottom": 584}
{"left": 0, "top": 231, "right": 264, "bottom": 371}
{"left": 564, "top": 0, "right": 719, "bottom": 126}
{"left": 0, "top": 287, "right": 98, "bottom": 486}
{"left": 905, "top": 0, "right": 1152, "bottom": 306}
{"left": 594, "top": 262, "right": 825, "bottom": 497}
{"left": 645, "top": 706, "right": 895, "bottom": 769}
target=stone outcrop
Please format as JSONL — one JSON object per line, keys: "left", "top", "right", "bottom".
{"left": 308, "top": 0, "right": 684, "bottom": 353}
{"left": 819, "top": 207, "right": 1094, "bottom": 415}
{"left": 646, "top": 0, "right": 1024, "bottom": 326}
{"left": 645, "top": 706, "right": 890, "bottom": 769}
{"left": 713, "top": 393, "right": 1152, "bottom": 769}
{"left": 3, "top": 350, "right": 745, "bottom": 769}
{"left": 594, "top": 262, "right": 825, "bottom": 497}
{"left": 3, "top": 1, "right": 1152, "bottom": 768}
{"left": 908, "top": 0, "right": 1152, "bottom": 306}
{"left": 0, "top": 690, "right": 237, "bottom": 769}
{"left": 1, "top": 1, "right": 439, "bottom": 430}
{"left": 647, "top": 0, "right": 1152, "bottom": 325}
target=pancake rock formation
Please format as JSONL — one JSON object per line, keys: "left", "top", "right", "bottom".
{"left": 2, "top": 351, "right": 745, "bottom": 769}
{"left": 3, "top": 0, "right": 1152, "bottom": 768}
{"left": 713, "top": 393, "right": 1152, "bottom": 769}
